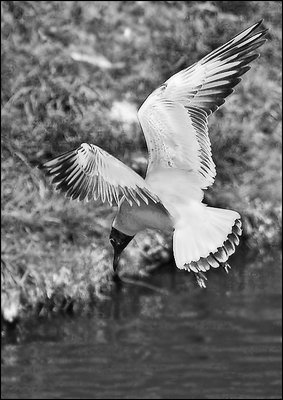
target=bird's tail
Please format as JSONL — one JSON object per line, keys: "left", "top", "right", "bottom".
{"left": 173, "top": 205, "right": 242, "bottom": 285}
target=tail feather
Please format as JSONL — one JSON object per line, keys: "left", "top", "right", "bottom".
{"left": 173, "top": 206, "right": 242, "bottom": 281}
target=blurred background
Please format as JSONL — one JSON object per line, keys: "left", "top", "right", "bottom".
{"left": 1, "top": 0, "right": 282, "bottom": 327}
{"left": 1, "top": 2, "right": 282, "bottom": 399}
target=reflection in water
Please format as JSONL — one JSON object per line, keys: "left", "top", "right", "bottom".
{"left": 1, "top": 251, "right": 282, "bottom": 399}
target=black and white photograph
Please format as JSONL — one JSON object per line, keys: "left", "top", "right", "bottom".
{"left": 1, "top": 1, "right": 282, "bottom": 398}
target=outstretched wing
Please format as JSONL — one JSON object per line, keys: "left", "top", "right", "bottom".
{"left": 40, "top": 143, "right": 159, "bottom": 206}
{"left": 138, "top": 20, "right": 267, "bottom": 189}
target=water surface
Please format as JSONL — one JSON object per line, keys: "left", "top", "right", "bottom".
{"left": 1, "top": 250, "right": 282, "bottom": 399}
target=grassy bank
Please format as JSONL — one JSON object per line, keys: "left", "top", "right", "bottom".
{"left": 1, "top": 1, "right": 282, "bottom": 326}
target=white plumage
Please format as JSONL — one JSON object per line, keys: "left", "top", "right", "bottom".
{"left": 41, "top": 21, "right": 267, "bottom": 286}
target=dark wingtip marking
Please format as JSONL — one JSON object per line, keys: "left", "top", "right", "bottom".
{"left": 187, "top": 218, "right": 242, "bottom": 274}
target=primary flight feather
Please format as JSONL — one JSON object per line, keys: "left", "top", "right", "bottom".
{"left": 40, "top": 21, "right": 267, "bottom": 287}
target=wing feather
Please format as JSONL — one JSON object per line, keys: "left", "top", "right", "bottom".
{"left": 138, "top": 21, "right": 267, "bottom": 188}
{"left": 40, "top": 143, "right": 159, "bottom": 206}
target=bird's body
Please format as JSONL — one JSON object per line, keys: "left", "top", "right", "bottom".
{"left": 41, "top": 21, "right": 267, "bottom": 287}
{"left": 114, "top": 167, "right": 202, "bottom": 236}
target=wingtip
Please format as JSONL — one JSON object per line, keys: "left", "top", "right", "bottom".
{"left": 254, "top": 20, "right": 269, "bottom": 36}
{"left": 253, "top": 19, "right": 264, "bottom": 30}
{"left": 240, "top": 19, "right": 268, "bottom": 40}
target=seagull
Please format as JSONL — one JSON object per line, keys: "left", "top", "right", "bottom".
{"left": 40, "top": 21, "right": 267, "bottom": 288}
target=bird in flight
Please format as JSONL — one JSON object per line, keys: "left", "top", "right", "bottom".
{"left": 41, "top": 21, "right": 267, "bottom": 288}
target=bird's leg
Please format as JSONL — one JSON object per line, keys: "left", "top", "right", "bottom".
{"left": 223, "top": 262, "right": 231, "bottom": 274}
{"left": 194, "top": 272, "right": 207, "bottom": 288}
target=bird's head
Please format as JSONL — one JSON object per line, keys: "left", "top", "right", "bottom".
{"left": 109, "top": 227, "right": 134, "bottom": 273}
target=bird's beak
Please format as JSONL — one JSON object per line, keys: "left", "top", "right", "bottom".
{"left": 113, "top": 247, "right": 122, "bottom": 272}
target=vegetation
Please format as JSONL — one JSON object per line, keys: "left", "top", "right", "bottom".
{"left": 1, "top": 1, "right": 282, "bottom": 326}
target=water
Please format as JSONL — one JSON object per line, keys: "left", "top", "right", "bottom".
{"left": 1, "top": 250, "right": 282, "bottom": 399}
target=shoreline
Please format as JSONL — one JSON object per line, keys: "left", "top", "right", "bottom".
{"left": 1, "top": 229, "right": 281, "bottom": 341}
